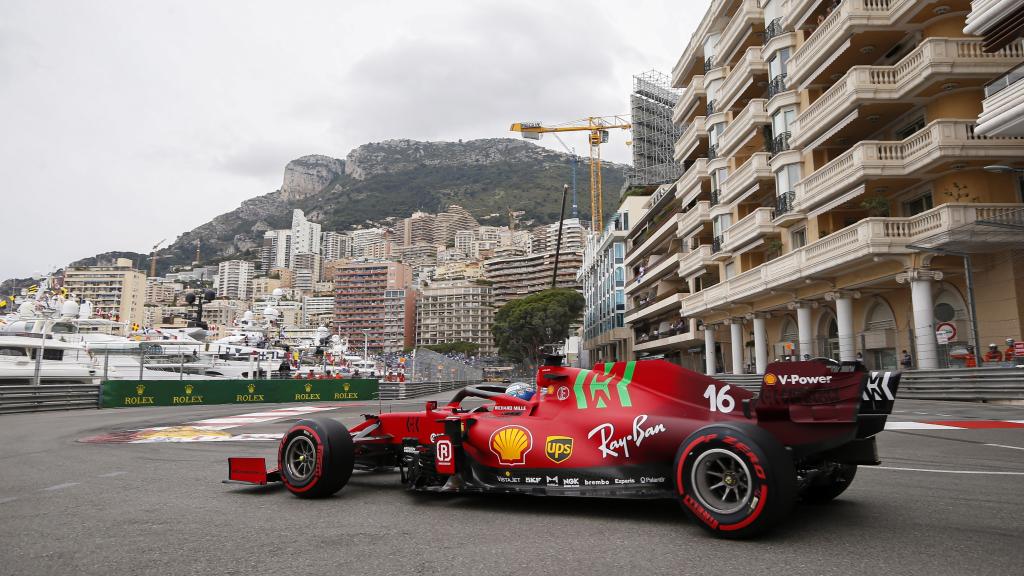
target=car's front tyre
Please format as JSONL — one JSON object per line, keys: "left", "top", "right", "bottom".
{"left": 278, "top": 417, "right": 354, "bottom": 498}
{"left": 674, "top": 423, "right": 796, "bottom": 538}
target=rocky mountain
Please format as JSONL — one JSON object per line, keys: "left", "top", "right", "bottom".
{"left": 150, "top": 138, "right": 628, "bottom": 272}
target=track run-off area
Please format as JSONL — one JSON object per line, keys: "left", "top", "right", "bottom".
{"left": 1, "top": 395, "right": 1022, "bottom": 576}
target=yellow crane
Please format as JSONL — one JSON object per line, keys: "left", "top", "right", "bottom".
{"left": 510, "top": 116, "right": 631, "bottom": 230}
{"left": 148, "top": 239, "right": 166, "bottom": 278}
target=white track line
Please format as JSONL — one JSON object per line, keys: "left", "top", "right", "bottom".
{"left": 985, "top": 443, "right": 1024, "bottom": 451}
{"left": 885, "top": 422, "right": 961, "bottom": 430}
{"left": 189, "top": 405, "right": 337, "bottom": 430}
{"left": 0, "top": 497, "right": 17, "bottom": 505}
{"left": 864, "top": 466, "right": 1024, "bottom": 475}
{"left": 41, "top": 482, "right": 80, "bottom": 491}
{"left": 97, "top": 471, "right": 127, "bottom": 477}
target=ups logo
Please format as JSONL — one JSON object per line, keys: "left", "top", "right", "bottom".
{"left": 573, "top": 361, "right": 637, "bottom": 410}
{"left": 545, "top": 436, "right": 573, "bottom": 464}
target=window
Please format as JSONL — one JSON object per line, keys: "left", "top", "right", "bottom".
{"left": 614, "top": 268, "right": 625, "bottom": 287}
{"left": 708, "top": 123, "right": 725, "bottom": 147}
{"left": 613, "top": 243, "right": 624, "bottom": 263}
{"left": 895, "top": 116, "right": 926, "bottom": 140}
{"left": 904, "top": 193, "right": 933, "bottom": 216}
{"left": 30, "top": 349, "right": 64, "bottom": 361}
{"left": 711, "top": 167, "right": 729, "bottom": 189}
{"left": 772, "top": 107, "right": 796, "bottom": 138}
{"left": 775, "top": 164, "right": 801, "bottom": 193}
{"left": 713, "top": 214, "right": 733, "bottom": 236}
{"left": 0, "top": 347, "right": 27, "bottom": 357}
{"left": 724, "top": 262, "right": 736, "bottom": 279}
{"left": 768, "top": 48, "right": 791, "bottom": 79}
{"left": 791, "top": 227, "right": 807, "bottom": 249}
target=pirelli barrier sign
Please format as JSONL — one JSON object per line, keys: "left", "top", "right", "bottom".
{"left": 101, "top": 379, "right": 379, "bottom": 408}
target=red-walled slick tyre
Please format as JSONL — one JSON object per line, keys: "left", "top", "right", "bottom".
{"left": 278, "top": 417, "right": 354, "bottom": 499}
{"left": 674, "top": 423, "right": 796, "bottom": 539}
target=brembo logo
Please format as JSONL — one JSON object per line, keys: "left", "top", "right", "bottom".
{"left": 776, "top": 374, "right": 832, "bottom": 385}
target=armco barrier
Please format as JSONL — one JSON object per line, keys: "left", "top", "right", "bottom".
{"left": 0, "top": 384, "right": 101, "bottom": 415}
{"left": 378, "top": 381, "right": 471, "bottom": 400}
{"left": 100, "top": 378, "right": 379, "bottom": 408}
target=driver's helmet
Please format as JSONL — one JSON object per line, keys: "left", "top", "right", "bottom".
{"left": 505, "top": 382, "right": 535, "bottom": 401}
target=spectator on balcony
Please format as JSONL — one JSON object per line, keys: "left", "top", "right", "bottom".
{"left": 901, "top": 350, "right": 913, "bottom": 370}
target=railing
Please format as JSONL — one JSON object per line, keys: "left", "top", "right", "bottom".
{"left": 764, "top": 17, "right": 784, "bottom": 44}
{"left": 674, "top": 116, "right": 707, "bottom": 163}
{"left": 0, "top": 384, "right": 101, "bottom": 414}
{"left": 720, "top": 152, "right": 771, "bottom": 205}
{"left": 719, "top": 48, "right": 769, "bottom": 111}
{"left": 718, "top": 99, "right": 769, "bottom": 157}
{"left": 712, "top": 234, "right": 725, "bottom": 253}
{"left": 679, "top": 245, "right": 714, "bottom": 277}
{"left": 775, "top": 191, "right": 795, "bottom": 217}
{"left": 986, "top": 61, "right": 1024, "bottom": 97}
{"left": 710, "top": 188, "right": 721, "bottom": 206}
{"left": 677, "top": 201, "right": 712, "bottom": 238}
{"left": 706, "top": 100, "right": 717, "bottom": 116}
{"left": 721, "top": 207, "right": 776, "bottom": 251}
{"left": 704, "top": 55, "right": 715, "bottom": 72}
{"left": 767, "top": 73, "right": 788, "bottom": 98}
{"left": 707, "top": 144, "right": 719, "bottom": 160}
{"left": 770, "top": 131, "right": 791, "bottom": 155}
{"left": 377, "top": 380, "right": 473, "bottom": 400}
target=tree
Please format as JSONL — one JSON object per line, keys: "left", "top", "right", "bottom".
{"left": 423, "top": 341, "right": 480, "bottom": 355}
{"left": 491, "top": 288, "right": 585, "bottom": 364}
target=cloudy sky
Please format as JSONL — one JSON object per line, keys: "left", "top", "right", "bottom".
{"left": 1, "top": 1, "right": 706, "bottom": 281}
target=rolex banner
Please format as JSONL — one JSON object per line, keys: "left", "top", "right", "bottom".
{"left": 101, "top": 379, "right": 379, "bottom": 408}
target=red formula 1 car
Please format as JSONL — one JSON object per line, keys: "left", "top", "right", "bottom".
{"left": 226, "top": 357, "right": 900, "bottom": 538}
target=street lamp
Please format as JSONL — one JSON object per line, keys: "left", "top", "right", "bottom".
{"left": 362, "top": 328, "right": 369, "bottom": 361}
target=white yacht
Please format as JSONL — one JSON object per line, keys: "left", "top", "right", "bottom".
{"left": 0, "top": 335, "right": 98, "bottom": 385}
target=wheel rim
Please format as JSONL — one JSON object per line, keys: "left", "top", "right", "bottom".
{"left": 690, "top": 448, "right": 753, "bottom": 515}
{"left": 284, "top": 435, "right": 317, "bottom": 483}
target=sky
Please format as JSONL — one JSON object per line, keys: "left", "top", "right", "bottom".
{"left": 0, "top": 1, "right": 706, "bottom": 281}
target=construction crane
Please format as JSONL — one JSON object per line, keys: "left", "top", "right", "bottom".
{"left": 510, "top": 116, "right": 631, "bottom": 231}
{"left": 550, "top": 133, "right": 579, "bottom": 220}
{"left": 148, "top": 239, "right": 166, "bottom": 278}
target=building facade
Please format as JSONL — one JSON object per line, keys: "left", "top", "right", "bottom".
{"left": 483, "top": 249, "right": 584, "bottom": 309}
{"left": 63, "top": 258, "right": 147, "bottom": 328}
{"left": 624, "top": 0, "right": 1024, "bottom": 374}
{"left": 416, "top": 280, "right": 495, "bottom": 355}
{"left": 333, "top": 260, "right": 412, "bottom": 352}
{"left": 216, "top": 260, "right": 254, "bottom": 300}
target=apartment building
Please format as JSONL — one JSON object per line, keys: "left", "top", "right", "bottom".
{"left": 302, "top": 295, "right": 335, "bottom": 328}
{"left": 321, "top": 231, "right": 351, "bottom": 261}
{"left": 216, "top": 260, "right": 254, "bottom": 300}
{"left": 484, "top": 249, "right": 584, "bottom": 309}
{"left": 333, "top": 260, "right": 412, "bottom": 352}
{"left": 261, "top": 229, "right": 292, "bottom": 271}
{"left": 578, "top": 198, "right": 648, "bottom": 366}
{"left": 63, "top": 258, "right": 146, "bottom": 328}
{"left": 624, "top": 0, "right": 1024, "bottom": 374}
{"left": 292, "top": 252, "right": 322, "bottom": 293}
{"left": 383, "top": 289, "right": 417, "bottom": 352}
{"left": 416, "top": 280, "right": 496, "bottom": 355}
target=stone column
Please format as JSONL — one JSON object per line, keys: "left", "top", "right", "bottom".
{"left": 788, "top": 301, "right": 817, "bottom": 359}
{"left": 747, "top": 313, "right": 769, "bottom": 374}
{"left": 897, "top": 269, "right": 944, "bottom": 370}
{"left": 729, "top": 320, "right": 744, "bottom": 374}
{"left": 703, "top": 324, "right": 716, "bottom": 375}
{"left": 825, "top": 291, "right": 860, "bottom": 362}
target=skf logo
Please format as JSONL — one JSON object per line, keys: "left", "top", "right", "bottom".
{"left": 545, "top": 436, "right": 573, "bottom": 464}
{"left": 763, "top": 373, "right": 777, "bottom": 386}
{"left": 247, "top": 383, "right": 256, "bottom": 394}
{"left": 489, "top": 425, "right": 532, "bottom": 466}
{"left": 304, "top": 382, "right": 313, "bottom": 393}
{"left": 136, "top": 384, "right": 145, "bottom": 395}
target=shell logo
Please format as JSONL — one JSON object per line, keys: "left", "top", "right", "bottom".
{"left": 489, "top": 425, "right": 532, "bottom": 466}
{"left": 764, "top": 373, "right": 777, "bottom": 386}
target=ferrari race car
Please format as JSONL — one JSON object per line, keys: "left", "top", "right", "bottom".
{"left": 226, "top": 357, "right": 900, "bottom": 538}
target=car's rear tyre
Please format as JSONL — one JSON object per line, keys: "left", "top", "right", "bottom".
{"left": 674, "top": 423, "right": 796, "bottom": 539}
{"left": 801, "top": 464, "right": 857, "bottom": 504}
{"left": 278, "top": 417, "right": 354, "bottom": 498}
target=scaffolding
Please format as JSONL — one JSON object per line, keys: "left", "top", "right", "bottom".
{"left": 627, "top": 70, "right": 685, "bottom": 188}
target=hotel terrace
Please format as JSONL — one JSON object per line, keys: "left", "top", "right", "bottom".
{"left": 623, "top": 0, "right": 1024, "bottom": 374}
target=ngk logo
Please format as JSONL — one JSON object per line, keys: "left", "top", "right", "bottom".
{"left": 777, "top": 374, "right": 832, "bottom": 385}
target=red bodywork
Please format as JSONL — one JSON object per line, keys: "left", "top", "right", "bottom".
{"left": 229, "top": 359, "right": 898, "bottom": 497}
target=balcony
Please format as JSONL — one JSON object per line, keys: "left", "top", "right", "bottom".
{"left": 711, "top": 234, "right": 725, "bottom": 254}
{"left": 716, "top": 0, "right": 763, "bottom": 65}
{"left": 795, "top": 120, "right": 1024, "bottom": 214}
{"left": 674, "top": 158, "right": 710, "bottom": 203}
{"left": 704, "top": 56, "right": 716, "bottom": 73}
{"left": 718, "top": 99, "right": 770, "bottom": 159}
{"left": 978, "top": 62, "right": 1024, "bottom": 137}
{"left": 707, "top": 143, "right": 719, "bottom": 160}
{"left": 674, "top": 116, "right": 708, "bottom": 164}
{"left": 720, "top": 207, "right": 778, "bottom": 254}
{"left": 719, "top": 152, "right": 772, "bottom": 206}
{"left": 625, "top": 212, "right": 681, "bottom": 269}
{"left": 682, "top": 203, "right": 1024, "bottom": 316}
{"left": 679, "top": 245, "right": 716, "bottom": 279}
{"left": 673, "top": 75, "right": 705, "bottom": 125}
{"left": 786, "top": 0, "right": 925, "bottom": 89}
{"left": 626, "top": 252, "right": 682, "bottom": 295}
{"left": 767, "top": 73, "right": 788, "bottom": 99}
{"left": 625, "top": 292, "right": 685, "bottom": 324}
{"left": 706, "top": 100, "right": 718, "bottom": 117}
{"left": 634, "top": 329, "right": 695, "bottom": 353}
{"left": 793, "top": 38, "right": 1024, "bottom": 147}
{"left": 718, "top": 47, "right": 770, "bottom": 112}
{"left": 764, "top": 17, "right": 784, "bottom": 44}
{"left": 769, "top": 131, "right": 790, "bottom": 156}
{"left": 677, "top": 201, "right": 712, "bottom": 239}
{"left": 773, "top": 191, "right": 802, "bottom": 225}
{"left": 710, "top": 188, "right": 721, "bottom": 206}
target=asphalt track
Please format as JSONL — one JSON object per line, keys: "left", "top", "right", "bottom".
{"left": 1, "top": 395, "right": 1022, "bottom": 576}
